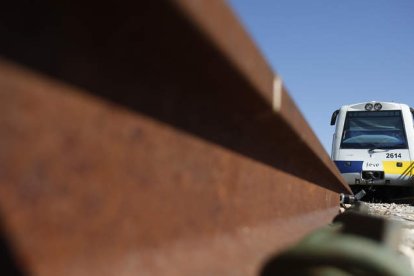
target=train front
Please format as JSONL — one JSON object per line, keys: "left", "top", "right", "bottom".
{"left": 331, "top": 102, "right": 414, "bottom": 193}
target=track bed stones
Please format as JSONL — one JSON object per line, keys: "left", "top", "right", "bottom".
{"left": 367, "top": 203, "right": 414, "bottom": 269}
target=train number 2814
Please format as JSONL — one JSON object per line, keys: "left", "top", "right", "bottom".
{"left": 386, "top": 153, "right": 402, "bottom": 158}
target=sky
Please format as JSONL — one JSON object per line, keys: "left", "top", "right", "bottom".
{"left": 227, "top": 0, "right": 414, "bottom": 154}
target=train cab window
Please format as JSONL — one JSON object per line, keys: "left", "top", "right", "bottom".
{"left": 340, "top": 110, "right": 408, "bottom": 149}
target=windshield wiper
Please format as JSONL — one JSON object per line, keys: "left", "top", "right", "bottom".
{"left": 368, "top": 144, "right": 406, "bottom": 151}
{"left": 368, "top": 148, "right": 387, "bottom": 154}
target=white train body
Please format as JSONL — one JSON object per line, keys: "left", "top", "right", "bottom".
{"left": 331, "top": 102, "right": 414, "bottom": 187}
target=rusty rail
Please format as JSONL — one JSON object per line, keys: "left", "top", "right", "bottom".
{"left": 0, "top": 1, "right": 350, "bottom": 275}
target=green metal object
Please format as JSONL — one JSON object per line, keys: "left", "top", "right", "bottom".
{"left": 261, "top": 213, "right": 413, "bottom": 276}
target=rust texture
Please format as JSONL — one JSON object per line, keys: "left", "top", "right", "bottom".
{"left": 0, "top": 0, "right": 350, "bottom": 275}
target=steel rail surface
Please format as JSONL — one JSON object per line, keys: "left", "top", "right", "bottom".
{"left": 0, "top": 0, "right": 350, "bottom": 275}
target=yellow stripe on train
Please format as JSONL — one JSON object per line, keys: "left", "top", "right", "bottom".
{"left": 382, "top": 161, "right": 414, "bottom": 176}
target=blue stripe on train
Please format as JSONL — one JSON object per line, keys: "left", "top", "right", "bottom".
{"left": 334, "top": 161, "right": 363, "bottom": 174}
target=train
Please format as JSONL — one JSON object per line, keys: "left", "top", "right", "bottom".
{"left": 330, "top": 101, "right": 414, "bottom": 197}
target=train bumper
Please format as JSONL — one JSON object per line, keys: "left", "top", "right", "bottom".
{"left": 342, "top": 172, "right": 414, "bottom": 187}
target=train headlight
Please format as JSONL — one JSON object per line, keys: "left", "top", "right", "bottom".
{"left": 374, "top": 103, "right": 382, "bottom": 110}
{"left": 365, "top": 103, "right": 374, "bottom": 111}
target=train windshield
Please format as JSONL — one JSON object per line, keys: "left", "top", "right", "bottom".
{"left": 340, "top": 110, "right": 408, "bottom": 149}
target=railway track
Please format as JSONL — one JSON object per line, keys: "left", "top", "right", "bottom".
{"left": 0, "top": 0, "right": 403, "bottom": 275}
{"left": 354, "top": 186, "right": 414, "bottom": 204}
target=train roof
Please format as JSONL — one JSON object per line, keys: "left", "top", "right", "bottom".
{"left": 330, "top": 101, "right": 414, "bottom": 125}
{"left": 340, "top": 101, "right": 412, "bottom": 111}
